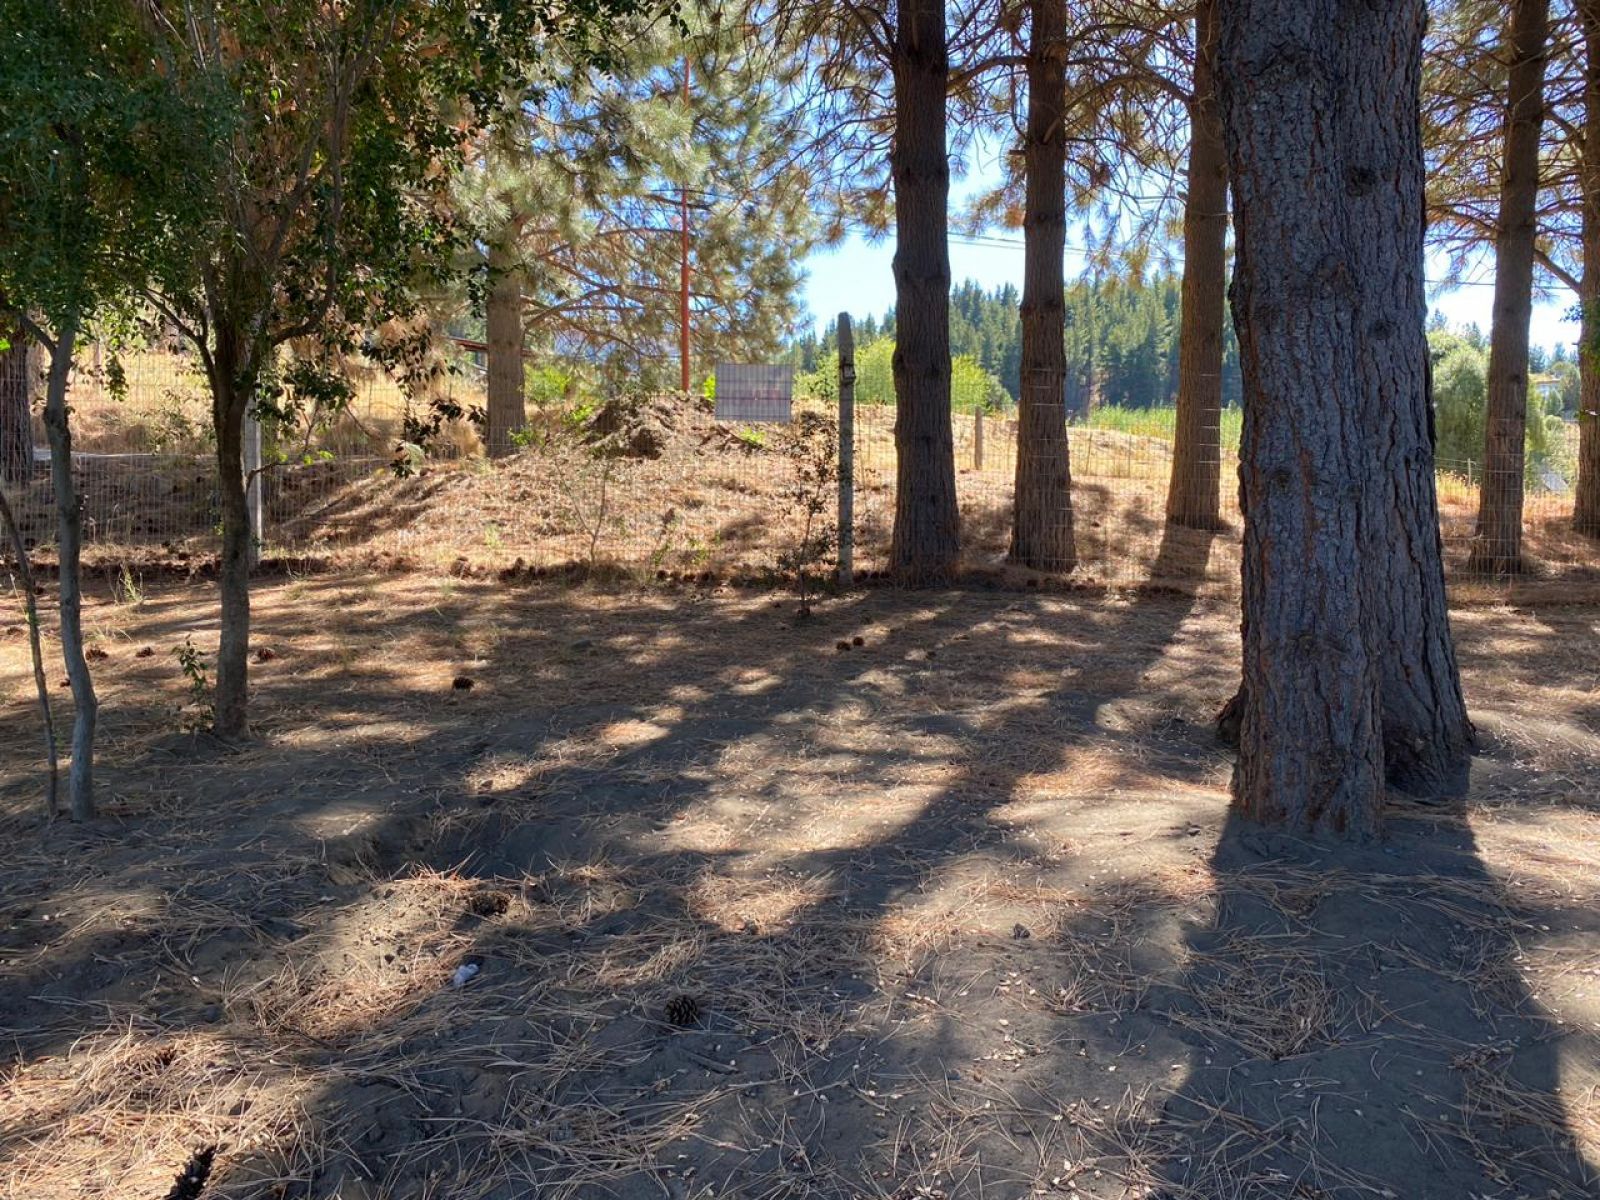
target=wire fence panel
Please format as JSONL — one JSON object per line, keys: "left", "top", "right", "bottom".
{"left": 1, "top": 347, "right": 1597, "bottom": 598}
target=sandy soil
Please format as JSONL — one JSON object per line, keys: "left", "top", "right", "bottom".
{"left": 0, "top": 576, "right": 1597, "bottom": 1199}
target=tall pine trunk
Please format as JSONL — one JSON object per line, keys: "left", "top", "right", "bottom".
{"left": 484, "top": 244, "right": 525, "bottom": 458}
{"left": 1344, "top": 0, "right": 1474, "bottom": 798}
{"left": 889, "top": 0, "right": 960, "bottom": 583}
{"left": 1164, "top": 0, "right": 1229, "bottom": 531}
{"left": 1576, "top": 0, "right": 1600, "bottom": 538}
{"left": 1470, "top": 0, "right": 1550, "bottom": 574}
{"left": 1008, "top": 0, "right": 1075, "bottom": 572}
{"left": 209, "top": 329, "right": 254, "bottom": 740}
{"left": 1217, "top": 0, "right": 1384, "bottom": 836}
{"left": 1, "top": 321, "right": 30, "bottom": 485}
{"left": 40, "top": 318, "right": 96, "bottom": 819}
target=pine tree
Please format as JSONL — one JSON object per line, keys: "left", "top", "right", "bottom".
{"left": 1576, "top": 0, "right": 1600, "bottom": 536}
{"left": 1469, "top": 0, "right": 1553, "bottom": 574}
{"left": 1009, "top": 0, "right": 1076, "bottom": 572}
{"left": 1166, "top": 0, "right": 1229, "bottom": 530}
{"left": 458, "top": 9, "right": 821, "bottom": 428}
{"left": 1219, "top": 0, "right": 1457, "bottom": 834}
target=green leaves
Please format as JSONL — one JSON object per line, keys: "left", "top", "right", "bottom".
{"left": 0, "top": 0, "right": 224, "bottom": 338}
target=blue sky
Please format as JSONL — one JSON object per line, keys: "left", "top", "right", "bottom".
{"left": 798, "top": 234, "right": 1579, "bottom": 352}
{"left": 795, "top": 138, "right": 1579, "bottom": 352}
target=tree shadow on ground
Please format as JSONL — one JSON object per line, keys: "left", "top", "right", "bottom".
{"left": 0, "top": 535, "right": 1595, "bottom": 1198}
{"left": 1147, "top": 810, "right": 1597, "bottom": 1199}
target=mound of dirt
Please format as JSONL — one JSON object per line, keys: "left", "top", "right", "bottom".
{"left": 582, "top": 396, "right": 687, "bottom": 460}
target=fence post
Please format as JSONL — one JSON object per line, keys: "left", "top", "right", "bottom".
{"left": 243, "top": 411, "right": 263, "bottom": 569}
{"left": 836, "top": 312, "right": 855, "bottom": 588}
{"left": 974, "top": 407, "right": 985, "bottom": 472}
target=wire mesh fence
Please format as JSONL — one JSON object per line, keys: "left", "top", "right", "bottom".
{"left": 1, "top": 344, "right": 1596, "bottom": 596}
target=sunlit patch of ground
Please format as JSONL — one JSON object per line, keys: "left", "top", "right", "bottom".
{"left": 0, "top": 577, "right": 1596, "bottom": 1198}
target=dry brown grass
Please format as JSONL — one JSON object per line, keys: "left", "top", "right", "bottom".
{"left": 11, "top": 370, "right": 1598, "bottom": 603}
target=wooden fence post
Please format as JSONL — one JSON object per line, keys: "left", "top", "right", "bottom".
{"left": 837, "top": 313, "right": 855, "bottom": 587}
{"left": 974, "top": 407, "right": 985, "bottom": 472}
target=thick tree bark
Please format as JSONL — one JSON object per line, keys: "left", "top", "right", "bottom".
{"left": 1217, "top": 0, "right": 1384, "bottom": 836}
{"left": 1470, "top": 0, "right": 1550, "bottom": 574}
{"left": 889, "top": 0, "right": 960, "bottom": 583}
{"left": 209, "top": 329, "right": 254, "bottom": 740}
{"left": 1344, "top": 0, "right": 1474, "bottom": 799}
{"left": 1008, "top": 0, "right": 1076, "bottom": 573}
{"left": 1576, "top": 0, "right": 1600, "bottom": 538}
{"left": 484, "top": 244, "right": 525, "bottom": 458}
{"left": 40, "top": 320, "right": 96, "bottom": 820}
{"left": 1, "top": 322, "right": 31, "bottom": 486}
{"left": 1164, "top": 0, "right": 1229, "bottom": 531}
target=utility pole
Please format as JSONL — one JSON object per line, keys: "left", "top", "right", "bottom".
{"left": 679, "top": 57, "right": 692, "bottom": 395}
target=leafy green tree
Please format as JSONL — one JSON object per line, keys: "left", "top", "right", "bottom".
{"left": 140, "top": 0, "right": 655, "bottom": 738}
{"left": 0, "top": 0, "right": 220, "bottom": 817}
{"left": 797, "top": 335, "right": 1006, "bottom": 414}
{"left": 1430, "top": 326, "right": 1562, "bottom": 482}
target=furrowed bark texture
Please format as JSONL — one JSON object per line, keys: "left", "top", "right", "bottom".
{"left": 1342, "top": 0, "right": 1473, "bottom": 798}
{"left": 889, "top": 0, "right": 960, "bottom": 583}
{"left": 1216, "top": 0, "right": 1384, "bottom": 836}
{"left": 1165, "top": 0, "right": 1229, "bottom": 531}
{"left": 1009, "top": 0, "right": 1076, "bottom": 573}
{"left": 1470, "top": 0, "right": 1550, "bottom": 574}
{"left": 485, "top": 243, "right": 525, "bottom": 458}
{"left": 1577, "top": 0, "right": 1600, "bottom": 537}
{"left": 41, "top": 325, "right": 96, "bottom": 819}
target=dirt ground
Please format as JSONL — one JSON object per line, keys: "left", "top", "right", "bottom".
{"left": 1, "top": 575, "right": 1598, "bottom": 1199}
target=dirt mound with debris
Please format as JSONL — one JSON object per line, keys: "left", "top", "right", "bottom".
{"left": 581, "top": 395, "right": 690, "bottom": 459}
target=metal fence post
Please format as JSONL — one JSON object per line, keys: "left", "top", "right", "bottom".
{"left": 244, "top": 411, "right": 263, "bottom": 569}
{"left": 837, "top": 313, "right": 855, "bottom": 588}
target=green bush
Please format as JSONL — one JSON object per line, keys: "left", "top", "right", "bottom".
{"left": 1429, "top": 330, "right": 1564, "bottom": 487}
{"left": 795, "top": 339, "right": 1010, "bottom": 413}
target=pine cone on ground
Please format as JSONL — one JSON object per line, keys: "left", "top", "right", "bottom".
{"left": 664, "top": 993, "right": 701, "bottom": 1027}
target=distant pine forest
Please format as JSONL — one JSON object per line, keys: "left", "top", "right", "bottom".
{"left": 786, "top": 273, "right": 1242, "bottom": 414}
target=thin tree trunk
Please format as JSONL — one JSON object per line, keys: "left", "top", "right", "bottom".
{"left": 1, "top": 321, "right": 31, "bottom": 485}
{"left": 1470, "top": 0, "right": 1550, "bottom": 575}
{"left": 40, "top": 319, "right": 96, "bottom": 820}
{"left": 1217, "top": 0, "right": 1385, "bottom": 836}
{"left": 1165, "top": 0, "right": 1228, "bottom": 531}
{"left": 210, "top": 334, "right": 253, "bottom": 740}
{"left": 1008, "top": 0, "right": 1076, "bottom": 573}
{"left": 889, "top": 0, "right": 960, "bottom": 583}
{"left": 1576, "top": 0, "right": 1600, "bottom": 538}
{"left": 0, "top": 483, "right": 59, "bottom": 820}
{"left": 1344, "top": 0, "right": 1474, "bottom": 799}
{"left": 484, "top": 243, "right": 525, "bottom": 458}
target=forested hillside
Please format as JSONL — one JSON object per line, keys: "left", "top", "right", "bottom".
{"left": 788, "top": 273, "right": 1243, "bottom": 412}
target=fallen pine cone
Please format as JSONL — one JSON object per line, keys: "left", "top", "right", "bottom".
{"left": 664, "top": 993, "right": 701, "bottom": 1027}
{"left": 452, "top": 676, "right": 475, "bottom": 691}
